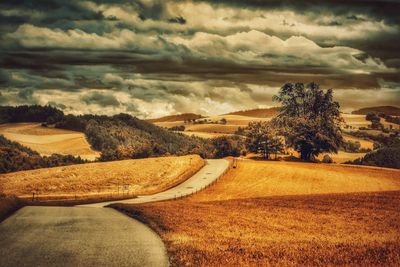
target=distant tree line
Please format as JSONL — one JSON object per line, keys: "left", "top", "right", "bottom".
{"left": 0, "top": 135, "right": 85, "bottom": 173}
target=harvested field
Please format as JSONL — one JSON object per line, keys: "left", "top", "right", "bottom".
{"left": 0, "top": 155, "right": 204, "bottom": 201}
{"left": 0, "top": 123, "right": 99, "bottom": 160}
{"left": 116, "top": 160, "right": 400, "bottom": 266}
{"left": 118, "top": 191, "right": 400, "bottom": 266}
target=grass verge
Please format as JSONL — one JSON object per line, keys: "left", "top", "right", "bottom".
{"left": 0, "top": 194, "right": 24, "bottom": 222}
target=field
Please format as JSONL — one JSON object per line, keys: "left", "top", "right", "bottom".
{"left": 0, "top": 155, "right": 204, "bottom": 201}
{"left": 116, "top": 160, "right": 400, "bottom": 266}
{"left": 342, "top": 114, "right": 398, "bottom": 130}
{"left": 0, "top": 123, "right": 100, "bottom": 160}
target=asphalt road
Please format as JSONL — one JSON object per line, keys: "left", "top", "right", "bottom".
{"left": 0, "top": 206, "right": 168, "bottom": 267}
{"left": 82, "top": 159, "right": 230, "bottom": 207}
{"left": 0, "top": 159, "right": 229, "bottom": 267}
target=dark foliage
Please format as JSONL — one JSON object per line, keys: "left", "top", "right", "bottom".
{"left": 346, "top": 146, "right": 400, "bottom": 169}
{"left": 0, "top": 135, "right": 85, "bottom": 174}
{"left": 0, "top": 105, "right": 63, "bottom": 124}
{"left": 212, "top": 136, "right": 245, "bottom": 158}
{"left": 273, "top": 82, "right": 343, "bottom": 161}
{"left": 168, "top": 125, "right": 185, "bottom": 131}
{"left": 244, "top": 121, "right": 284, "bottom": 159}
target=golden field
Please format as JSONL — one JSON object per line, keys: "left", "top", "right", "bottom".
{"left": 116, "top": 160, "right": 400, "bottom": 266}
{"left": 0, "top": 155, "right": 204, "bottom": 201}
{"left": 0, "top": 123, "right": 100, "bottom": 160}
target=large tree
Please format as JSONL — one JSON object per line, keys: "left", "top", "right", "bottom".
{"left": 273, "top": 82, "right": 343, "bottom": 161}
{"left": 244, "top": 121, "right": 284, "bottom": 159}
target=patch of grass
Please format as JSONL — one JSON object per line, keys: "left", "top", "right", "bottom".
{"left": 0, "top": 194, "right": 24, "bottom": 222}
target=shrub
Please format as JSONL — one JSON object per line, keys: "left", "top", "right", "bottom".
{"left": 322, "top": 154, "right": 334, "bottom": 164}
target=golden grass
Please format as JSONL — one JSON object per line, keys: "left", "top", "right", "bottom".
{"left": 191, "top": 160, "right": 400, "bottom": 201}
{"left": 181, "top": 131, "right": 232, "bottom": 139}
{"left": 0, "top": 123, "right": 100, "bottom": 160}
{"left": 0, "top": 155, "right": 204, "bottom": 201}
{"left": 117, "top": 191, "right": 400, "bottom": 266}
{"left": 115, "top": 160, "right": 400, "bottom": 266}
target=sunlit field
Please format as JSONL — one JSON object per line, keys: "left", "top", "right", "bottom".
{"left": 115, "top": 160, "right": 400, "bottom": 266}
{"left": 0, "top": 155, "right": 204, "bottom": 201}
{"left": 0, "top": 123, "right": 100, "bottom": 160}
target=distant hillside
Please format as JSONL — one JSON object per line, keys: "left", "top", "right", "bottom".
{"left": 352, "top": 106, "right": 400, "bottom": 116}
{"left": 0, "top": 105, "right": 216, "bottom": 160}
{"left": 148, "top": 113, "right": 204, "bottom": 123}
{"left": 0, "top": 134, "right": 84, "bottom": 173}
{"left": 227, "top": 107, "right": 279, "bottom": 118}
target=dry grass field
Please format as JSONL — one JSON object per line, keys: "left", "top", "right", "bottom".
{"left": 116, "top": 160, "right": 400, "bottom": 266}
{"left": 0, "top": 123, "right": 100, "bottom": 160}
{"left": 343, "top": 134, "right": 374, "bottom": 150}
{"left": 181, "top": 131, "right": 232, "bottom": 139}
{"left": 0, "top": 155, "right": 204, "bottom": 201}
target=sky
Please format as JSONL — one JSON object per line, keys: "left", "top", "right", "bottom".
{"left": 0, "top": 0, "right": 399, "bottom": 118}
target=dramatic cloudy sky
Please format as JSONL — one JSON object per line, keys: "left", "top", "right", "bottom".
{"left": 0, "top": 0, "right": 399, "bottom": 118}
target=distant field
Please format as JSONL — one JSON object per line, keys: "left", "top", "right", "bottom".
{"left": 0, "top": 123, "right": 99, "bottom": 160}
{"left": 181, "top": 131, "right": 231, "bottom": 138}
{"left": 343, "top": 133, "right": 374, "bottom": 150}
{"left": 0, "top": 155, "right": 204, "bottom": 201}
{"left": 343, "top": 114, "right": 398, "bottom": 129}
{"left": 117, "top": 160, "right": 400, "bottom": 266}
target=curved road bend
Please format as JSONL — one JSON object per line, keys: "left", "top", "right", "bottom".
{"left": 0, "top": 159, "right": 229, "bottom": 267}
{"left": 82, "top": 159, "right": 230, "bottom": 207}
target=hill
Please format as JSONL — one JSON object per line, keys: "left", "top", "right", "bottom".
{"left": 116, "top": 160, "right": 400, "bottom": 266}
{"left": 148, "top": 113, "right": 204, "bottom": 123}
{"left": 0, "top": 134, "right": 85, "bottom": 173}
{"left": 0, "top": 123, "right": 99, "bottom": 160}
{"left": 227, "top": 107, "right": 279, "bottom": 118}
{"left": 352, "top": 106, "right": 400, "bottom": 116}
{"left": 0, "top": 155, "right": 204, "bottom": 201}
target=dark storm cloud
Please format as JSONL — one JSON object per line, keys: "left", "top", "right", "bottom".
{"left": 81, "top": 91, "right": 120, "bottom": 107}
{"left": 0, "top": 0, "right": 399, "bottom": 116}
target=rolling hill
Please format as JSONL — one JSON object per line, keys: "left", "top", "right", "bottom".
{"left": 227, "top": 107, "right": 279, "bottom": 118}
{"left": 148, "top": 113, "right": 204, "bottom": 123}
{"left": 352, "top": 106, "right": 400, "bottom": 116}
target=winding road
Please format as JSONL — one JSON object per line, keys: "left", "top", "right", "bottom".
{"left": 0, "top": 159, "right": 229, "bottom": 267}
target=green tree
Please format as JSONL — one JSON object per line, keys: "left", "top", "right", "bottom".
{"left": 244, "top": 121, "right": 284, "bottom": 159}
{"left": 273, "top": 82, "right": 343, "bottom": 161}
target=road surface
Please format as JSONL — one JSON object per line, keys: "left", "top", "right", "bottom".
{"left": 82, "top": 159, "right": 230, "bottom": 207}
{"left": 0, "top": 159, "right": 229, "bottom": 267}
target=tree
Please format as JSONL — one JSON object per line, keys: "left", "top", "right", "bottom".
{"left": 273, "top": 82, "right": 343, "bottom": 161}
{"left": 213, "top": 136, "right": 244, "bottom": 158}
{"left": 244, "top": 121, "right": 284, "bottom": 159}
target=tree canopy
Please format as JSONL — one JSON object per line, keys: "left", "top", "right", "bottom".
{"left": 273, "top": 82, "right": 343, "bottom": 161}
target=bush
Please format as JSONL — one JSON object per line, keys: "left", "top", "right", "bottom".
{"left": 212, "top": 136, "right": 244, "bottom": 158}
{"left": 346, "top": 146, "right": 400, "bottom": 169}
{"left": 322, "top": 154, "right": 334, "bottom": 164}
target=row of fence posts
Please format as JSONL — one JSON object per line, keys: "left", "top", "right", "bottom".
{"left": 30, "top": 182, "right": 136, "bottom": 202}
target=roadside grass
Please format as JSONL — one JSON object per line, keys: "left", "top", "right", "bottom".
{"left": 0, "top": 155, "right": 204, "bottom": 203}
{"left": 114, "top": 160, "right": 400, "bottom": 266}
{"left": 0, "top": 194, "right": 24, "bottom": 222}
{"left": 115, "top": 191, "right": 400, "bottom": 266}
